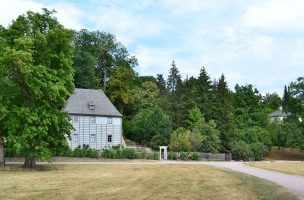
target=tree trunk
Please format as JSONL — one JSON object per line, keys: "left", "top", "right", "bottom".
{"left": 23, "top": 156, "right": 36, "bottom": 168}
{"left": 103, "top": 68, "right": 107, "bottom": 92}
{"left": 0, "top": 137, "right": 5, "bottom": 167}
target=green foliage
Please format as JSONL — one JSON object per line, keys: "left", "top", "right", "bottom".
{"left": 262, "top": 93, "right": 282, "bottom": 111}
{"left": 150, "top": 134, "right": 168, "bottom": 151}
{"left": 176, "top": 151, "right": 200, "bottom": 160}
{"left": 73, "top": 145, "right": 99, "bottom": 158}
{"left": 191, "top": 152, "right": 200, "bottom": 160}
{"left": 130, "top": 107, "right": 171, "bottom": 147}
{"left": 240, "top": 127, "right": 272, "bottom": 149}
{"left": 107, "top": 66, "right": 136, "bottom": 114}
{"left": 233, "top": 84, "right": 269, "bottom": 129}
{"left": 229, "top": 140, "right": 254, "bottom": 161}
{"left": 251, "top": 142, "right": 268, "bottom": 161}
{"left": 211, "top": 74, "right": 236, "bottom": 150}
{"left": 134, "top": 81, "right": 159, "bottom": 112}
{"left": 193, "top": 120, "right": 221, "bottom": 153}
{"left": 101, "top": 148, "right": 136, "bottom": 159}
{"left": 168, "top": 151, "right": 177, "bottom": 160}
{"left": 187, "top": 106, "right": 203, "bottom": 130}
{"left": 0, "top": 9, "right": 74, "bottom": 164}
{"left": 169, "top": 128, "right": 191, "bottom": 152}
{"left": 72, "top": 29, "right": 137, "bottom": 90}
{"left": 167, "top": 61, "right": 181, "bottom": 93}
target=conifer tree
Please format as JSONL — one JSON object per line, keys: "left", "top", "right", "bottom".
{"left": 212, "top": 74, "right": 236, "bottom": 149}
{"left": 196, "top": 67, "right": 213, "bottom": 120}
{"left": 167, "top": 61, "right": 181, "bottom": 93}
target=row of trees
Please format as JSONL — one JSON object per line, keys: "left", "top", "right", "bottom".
{"left": 1, "top": 9, "right": 304, "bottom": 167}
{"left": 73, "top": 25, "right": 303, "bottom": 159}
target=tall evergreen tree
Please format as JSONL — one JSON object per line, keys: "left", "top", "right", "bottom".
{"left": 167, "top": 61, "right": 181, "bottom": 93}
{"left": 212, "top": 74, "right": 236, "bottom": 150}
{"left": 282, "top": 85, "right": 290, "bottom": 111}
{"left": 196, "top": 67, "right": 213, "bottom": 120}
{"left": 156, "top": 74, "right": 167, "bottom": 94}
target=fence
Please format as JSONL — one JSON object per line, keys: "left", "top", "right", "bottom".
{"left": 200, "top": 153, "right": 231, "bottom": 161}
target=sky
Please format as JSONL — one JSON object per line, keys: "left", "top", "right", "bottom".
{"left": 1, "top": 0, "right": 304, "bottom": 95}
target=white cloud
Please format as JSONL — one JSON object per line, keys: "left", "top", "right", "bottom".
{"left": 92, "top": 8, "right": 167, "bottom": 45}
{"left": 48, "top": 2, "right": 85, "bottom": 30}
{"left": 133, "top": 45, "right": 178, "bottom": 75}
{"left": 242, "top": 0, "right": 304, "bottom": 31}
{"left": 163, "top": 0, "right": 228, "bottom": 14}
{"left": 0, "top": 0, "right": 85, "bottom": 29}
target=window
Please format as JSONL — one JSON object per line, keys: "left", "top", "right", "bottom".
{"left": 73, "top": 116, "right": 79, "bottom": 123}
{"left": 107, "top": 117, "right": 112, "bottom": 124}
{"left": 90, "top": 116, "right": 96, "bottom": 124}
{"left": 72, "top": 134, "right": 78, "bottom": 142}
{"left": 108, "top": 135, "right": 112, "bottom": 143}
{"left": 90, "top": 134, "right": 96, "bottom": 143}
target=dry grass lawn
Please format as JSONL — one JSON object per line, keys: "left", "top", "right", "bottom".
{"left": 266, "top": 146, "right": 304, "bottom": 161}
{"left": 249, "top": 162, "right": 304, "bottom": 176}
{"left": 0, "top": 164, "right": 298, "bottom": 200}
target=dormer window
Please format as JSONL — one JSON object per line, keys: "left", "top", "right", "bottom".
{"left": 88, "top": 101, "right": 95, "bottom": 110}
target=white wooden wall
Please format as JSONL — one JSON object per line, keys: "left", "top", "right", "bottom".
{"left": 67, "top": 115, "right": 122, "bottom": 149}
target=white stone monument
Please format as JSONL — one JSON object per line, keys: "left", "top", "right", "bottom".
{"left": 159, "top": 146, "right": 168, "bottom": 160}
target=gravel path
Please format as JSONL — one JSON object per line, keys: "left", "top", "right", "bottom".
{"left": 7, "top": 160, "right": 304, "bottom": 199}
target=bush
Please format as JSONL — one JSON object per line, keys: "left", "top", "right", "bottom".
{"left": 191, "top": 152, "right": 200, "bottom": 160}
{"left": 147, "top": 152, "right": 159, "bottom": 160}
{"left": 180, "top": 152, "right": 189, "bottom": 160}
{"left": 73, "top": 145, "right": 99, "bottom": 158}
{"left": 229, "top": 140, "right": 254, "bottom": 161}
{"left": 61, "top": 148, "right": 74, "bottom": 157}
{"left": 122, "top": 148, "right": 136, "bottom": 159}
{"left": 74, "top": 146, "right": 86, "bottom": 157}
{"left": 140, "top": 151, "right": 147, "bottom": 159}
{"left": 102, "top": 149, "right": 112, "bottom": 159}
{"left": 251, "top": 142, "right": 268, "bottom": 161}
{"left": 168, "top": 152, "right": 177, "bottom": 160}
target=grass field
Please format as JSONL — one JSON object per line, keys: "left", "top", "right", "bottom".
{"left": 249, "top": 161, "right": 304, "bottom": 176}
{"left": 0, "top": 164, "right": 297, "bottom": 200}
{"left": 266, "top": 146, "right": 304, "bottom": 161}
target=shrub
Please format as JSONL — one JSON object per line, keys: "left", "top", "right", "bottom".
{"left": 61, "top": 148, "right": 74, "bottom": 157}
{"left": 102, "top": 149, "right": 112, "bottom": 159}
{"left": 122, "top": 148, "right": 136, "bottom": 159}
{"left": 229, "top": 140, "right": 254, "bottom": 161}
{"left": 251, "top": 142, "right": 268, "bottom": 161}
{"left": 191, "top": 152, "right": 200, "bottom": 160}
{"left": 73, "top": 145, "right": 99, "bottom": 158}
{"left": 74, "top": 146, "right": 86, "bottom": 157}
{"left": 180, "top": 152, "right": 189, "bottom": 160}
{"left": 150, "top": 134, "right": 168, "bottom": 151}
{"left": 140, "top": 151, "right": 147, "bottom": 159}
{"left": 168, "top": 152, "right": 177, "bottom": 160}
{"left": 152, "top": 152, "right": 159, "bottom": 160}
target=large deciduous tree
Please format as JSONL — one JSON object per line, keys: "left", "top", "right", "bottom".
{"left": 72, "top": 29, "right": 137, "bottom": 91}
{"left": 0, "top": 9, "right": 74, "bottom": 168}
{"left": 130, "top": 107, "right": 171, "bottom": 149}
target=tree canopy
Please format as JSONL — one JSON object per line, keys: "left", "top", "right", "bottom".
{"left": 0, "top": 9, "right": 74, "bottom": 167}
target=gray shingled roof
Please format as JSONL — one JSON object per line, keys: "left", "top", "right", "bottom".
{"left": 62, "top": 88, "right": 122, "bottom": 117}
{"left": 269, "top": 109, "right": 291, "bottom": 117}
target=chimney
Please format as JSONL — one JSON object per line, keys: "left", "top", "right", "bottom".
{"left": 88, "top": 101, "right": 95, "bottom": 110}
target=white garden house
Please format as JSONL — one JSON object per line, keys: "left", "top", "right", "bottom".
{"left": 62, "top": 88, "right": 122, "bottom": 149}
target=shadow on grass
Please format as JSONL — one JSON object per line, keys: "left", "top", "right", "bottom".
{"left": 228, "top": 170, "right": 298, "bottom": 200}
{"left": 0, "top": 164, "right": 62, "bottom": 172}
